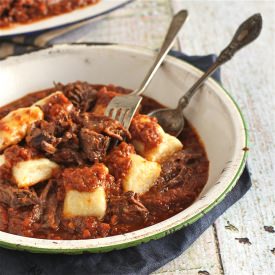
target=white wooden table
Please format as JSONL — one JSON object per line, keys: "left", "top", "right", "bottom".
{"left": 77, "top": 1, "right": 274, "bottom": 274}
{"left": 1, "top": 0, "right": 274, "bottom": 274}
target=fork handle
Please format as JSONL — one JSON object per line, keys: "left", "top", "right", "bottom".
{"left": 132, "top": 10, "right": 188, "bottom": 96}
{"left": 177, "top": 13, "right": 262, "bottom": 110}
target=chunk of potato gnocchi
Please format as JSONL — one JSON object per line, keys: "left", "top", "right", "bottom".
{"left": 0, "top": 107, "right": 43, "bottom": 151}
{"left": 123, "top": 154, "right": 161, "bottom": 194}
{"left": 106, "top": 142, "right": 161, "bottom": 194}
{"left": 62, "top": 164, "right": 113, "bottom": 219}
{"left": 63, "top": 187, "right": 107, "bottom": 219}
{"left": 12, "top": 158, "right": 59, "bottom": 188}
{"left": 130, "top": 114, "right": 183, "bottom": 163}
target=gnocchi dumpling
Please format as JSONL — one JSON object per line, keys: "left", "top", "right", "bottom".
{"left": 0, "top": 106, "right": 43, "bottom": 151}
{"left": 63, "top": 187, "right": 107, "bottom": 219}
{"left": 123, "top": 154, "right": 161, "bottom": 194}
{"left": 12, "top": 158, "right": 59, "bottom": 188}
{"left": 106, "top": 142, "right": 161, "bottom": 194}
{"left": 62, "top": 164, "right": 113, "bottom": 219}
{"left": 130, "top": 114, "right": 183, "bottom": 163}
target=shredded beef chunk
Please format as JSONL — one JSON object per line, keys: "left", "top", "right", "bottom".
{"left": 26, "top": 94, "right": 129, "bottom": 165}
{"left": 108, "top": 192, "right": 149, "bottom": 225}
{"left": 39, "top": 192, "right": 61, "bottom": 231}
{"left": 26, "top": 89, "right": 129, "bottom": 166}
{"left": 26, "top": 91, "right": 79, "bottom": 152}
{"left": 26, "top": 95, "right": 82, "bottom": 165}
{"left": 141, "top": 149, "right": 208, "bottom": 217}
{"left": 27, "top": 116, "right": 113, "bottom": 165}
{"left": 151, "top": 149, "right": 205, "bottom": 191}
{"left": 141, "top": 187, "right": 196, "bottom": 218}
{"left": 51, "top": 148, "right": 84, "bottom": 166}
{"left": 80, "top": 113, "right": 130, "bottom": 141}
{"left": 56, "top": 81, "right": 98, "bottom": 112}
{"left": 26, "top": 120, "right": 60, "bottom": 154}
{"left": 0, "top": 183, "right": 40, "bottom": 208}
{"left": 80, "top": 128, "right": 110, "bottom": 162}
{"left": 26, "top": 118, "right": 81, "bottom": 164}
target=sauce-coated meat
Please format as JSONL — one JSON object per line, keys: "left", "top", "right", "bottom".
{"left": 80, "top": 128, "right": 110, "bottom": 162}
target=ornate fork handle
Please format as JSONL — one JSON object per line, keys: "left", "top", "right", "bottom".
{"left": 217, "top": 13, "right": 262, "bottom": 64}
{"left": 178, "top": 13, "right": 262, "bottom": 110}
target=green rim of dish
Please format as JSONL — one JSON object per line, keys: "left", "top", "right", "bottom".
{"left": 0, "top": 46, "right": 249, "bottom": 254}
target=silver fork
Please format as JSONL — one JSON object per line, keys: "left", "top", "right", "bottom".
{"left": 104, "top": 10, "right": 188, "bottom": 129}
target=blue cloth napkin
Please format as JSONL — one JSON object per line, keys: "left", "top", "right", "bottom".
{"left": 0, "top": 51, "right": 251, "bottom": 275}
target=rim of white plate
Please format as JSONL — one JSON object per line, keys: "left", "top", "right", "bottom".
{"left": 0, "top": 0, "right": 133, "bottom": 37}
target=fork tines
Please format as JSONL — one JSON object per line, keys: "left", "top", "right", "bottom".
{"left": 104, "top": 95, "right": 142, "bottom": 129}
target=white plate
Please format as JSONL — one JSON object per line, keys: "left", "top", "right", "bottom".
{"left": 0, "top": 0, "right": 132, "bottom": 38}
{"left": 0, "top": 44, "right": 248, "bottom": 253}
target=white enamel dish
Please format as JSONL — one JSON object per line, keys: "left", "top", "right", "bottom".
{"left": 0, "top": 44, "right": 248, "bottom": 253}
{"left": 0, "top": 0, "right": 132, "bottom": 38}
